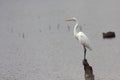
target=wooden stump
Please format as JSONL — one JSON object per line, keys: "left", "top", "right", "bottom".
{"left": 103, "top": 31, "right": 115, "bottom": 39}
{"left": 83, "top": 59, "right": 94, "bottom": 80}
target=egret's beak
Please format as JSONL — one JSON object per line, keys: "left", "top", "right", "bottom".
{"left": 65, "top": 18, "right": 75, "bottom": 21}
{"left": 66, "top": 19, "right": 72, "bottom": 21}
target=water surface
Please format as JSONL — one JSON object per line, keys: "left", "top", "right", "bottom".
{"left": 0, "top": 0, "right": 120, "bottom": 80}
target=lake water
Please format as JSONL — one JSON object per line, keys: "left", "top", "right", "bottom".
{"left": 0, "top": 0, "right": 120, "bottom": 80}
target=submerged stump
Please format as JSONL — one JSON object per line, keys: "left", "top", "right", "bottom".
{"left": 83, "top": 59, "right": 94, "bottom": 80}
{"left": 103, "top": 31, "right": 115, "bottom": 39}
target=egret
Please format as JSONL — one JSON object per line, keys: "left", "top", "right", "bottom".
{"left": 66, "top": 17, "right": 92, "bottom": 59}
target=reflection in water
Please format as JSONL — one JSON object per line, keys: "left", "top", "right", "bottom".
{"left": 39, "top": 29, "right": 42, "bottom": 32}
{"left": 57, "top": 24, "right": 60, "bottom": 30}
{"left": 18, "top": 32, "right": 25, "bottom": 39}
{"left": 22, "top": 33, "right": 25, "bottom": 39}
{"left": 79, "top": 25, "right": 82, "bottom": 31}
{"left": 67, "top": 25, "right": 70, "bottom": 31}
{"left": 49, "top": 25, "right": 51, "bottom": 30}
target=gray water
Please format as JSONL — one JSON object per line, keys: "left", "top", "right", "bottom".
{"left": 0, "top": 0, "right": 120, "bottom": 80}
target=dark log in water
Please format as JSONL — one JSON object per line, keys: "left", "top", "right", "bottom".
{"left": 83, "top": 59, "right": 94, "bottom": 80}
{"left": 103, "top": 31, "right": 115, "bottom": 39}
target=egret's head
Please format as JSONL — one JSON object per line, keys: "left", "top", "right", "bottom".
{"left": 66, "top": 17, "right": 77, "bottom": 22}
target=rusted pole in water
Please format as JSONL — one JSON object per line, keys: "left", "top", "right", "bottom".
{"left": 83, "top": 59, "right": 94, "bottom": 80}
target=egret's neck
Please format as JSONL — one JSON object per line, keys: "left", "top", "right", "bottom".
{"left": 74, "top": 20, "right": 79, "bottom": 36}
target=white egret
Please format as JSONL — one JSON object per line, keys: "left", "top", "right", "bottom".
{"left": 66, "top": 17, "right": 92, "bottom": 59}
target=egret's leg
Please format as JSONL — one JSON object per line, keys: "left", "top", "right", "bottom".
{"left": 83, "top": 46, "right": 86, "bottom": 59}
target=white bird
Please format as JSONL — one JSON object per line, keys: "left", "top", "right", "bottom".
{"left": 66, "top": 17, "right": 92, "bottom": 59}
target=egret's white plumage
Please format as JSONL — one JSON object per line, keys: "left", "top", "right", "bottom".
{"left": 76, "top": 32, "right": 92, "bottom": 50}
{"left": 66, "top": 17, "right": 92, "bottom": 59}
